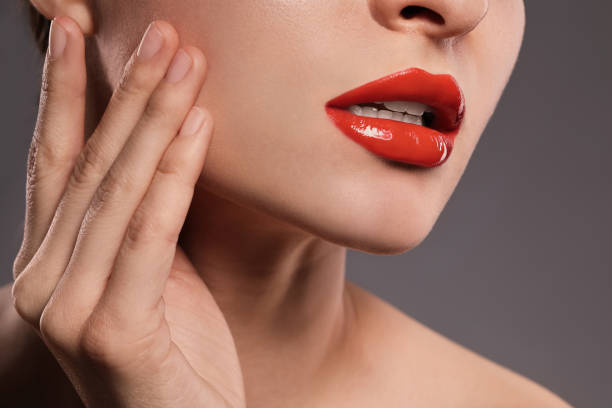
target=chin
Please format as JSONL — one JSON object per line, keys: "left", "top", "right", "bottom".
{"left": 256, "top": 177, "right": 445, "bottom": 256}
{"left": 306, "top": 165, "right": 453, "bottom": 255}
{"left": 340, "top": 223, "right": 435, "bottom": 256}
{"left": 199, "top": 132, "right": 457, "bottom": 258}
{"left": 319, "top": 199, "right": 440, "bottom": 256}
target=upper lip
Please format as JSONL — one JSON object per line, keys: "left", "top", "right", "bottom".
{"left": 325, "top": 67, "right": 465, "bottom": 132}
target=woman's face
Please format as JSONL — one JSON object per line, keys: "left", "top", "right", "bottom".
{"left": 93, "top": 0, "right": 525, "bottom": 254}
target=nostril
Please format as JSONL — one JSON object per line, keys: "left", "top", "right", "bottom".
{"left": 400, "top": 6, "right": 445, "bottom": 25}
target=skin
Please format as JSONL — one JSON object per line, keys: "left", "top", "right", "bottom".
{"left": 0, "top": 0, "right": 575, "bottom": 407}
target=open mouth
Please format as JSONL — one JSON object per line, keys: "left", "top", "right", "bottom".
{"left": 324, "top": 67, "right": 465, "bottom": 167}
{"left": 347, "top": 101, "right": 435, "bottom": 127}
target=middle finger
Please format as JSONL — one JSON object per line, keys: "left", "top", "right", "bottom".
{"left": 13, "top": 20, "right": 181, "bottom": 326}
{"left": 52, "top": 44, "right": 208, "bottom": 322}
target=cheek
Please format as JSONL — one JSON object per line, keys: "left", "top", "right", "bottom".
{"left": 456, "top": 0, "right": 526, "bottom": 142}
{"left": 108, "top": 0, "right": 526, "bottom": 254}
{"left": 445, "top": 0, "right": 525, "bottom": 180}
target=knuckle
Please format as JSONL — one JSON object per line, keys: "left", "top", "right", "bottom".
{"left": 12, "top": 247, "right": 30, "bottom": 280}
{"left": 80, "top": 307, "right": 171, "bottom": 370}
{"left": 124, "top": 209, "right": 155, "bottom": 248}
{"left": 125, "top": 205, "right": 179, "bottom": 250}
{"left": 142, "top": 93, "right": 184, "bottom": 126}
{"left": 87, "top": 165, "right": 133, "bottom": 217}
{"left": 26, "top": 129, "right": 73, "bottom": 184}
{"left": 104, "top": 164, "right": 135, "bottom": 196}
{"left": 153, "top": 164, "right": 196, "bottom": 212}
{"left": 10, "top": 275, "right": 40, "bottom": 326}
{"left": 68, "top": 140, "right": 107, "bottom": 190}
{"left": 115, "top": 60, "right": 154, "bottom": 104}
{"left": 79, "top": 314, "right": 115, "bottom": 364}
{"left": 39, "top": 303, "right": 71, "bottom": 348}
{"left": 156, "top": 155, "right": 188, "bottom": 183}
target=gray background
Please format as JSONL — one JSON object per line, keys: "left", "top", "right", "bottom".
{"left": 1, "top": 2, "right": 610, "bottom": 407}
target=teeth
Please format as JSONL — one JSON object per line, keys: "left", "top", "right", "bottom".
{"left": 391, "top": 111, "right": 404, "bottom": 122}
{"left": 348, "top": 105, "right": 362, "bottom": 116}
{"left": 382, "top": 101, "right": 429, "bottom": 116}
{"left": 347, "top": 104, "right": 427, "bottom": 126}
{"left": 360, "top": 106, "right": 378, "bottom": 118}
{"left": 403, "top": 113, "right": 423, "bottom": 126}
{"left": 377, "top": 110, "right": 393, "bottom": 120}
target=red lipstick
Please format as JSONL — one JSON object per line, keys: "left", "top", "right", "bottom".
{"left": 325, "top": 67, "right": 465, "bottom": 167}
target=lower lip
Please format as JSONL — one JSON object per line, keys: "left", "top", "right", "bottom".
{"left": 325, "top": 107, "right": 456, "bottom": 167}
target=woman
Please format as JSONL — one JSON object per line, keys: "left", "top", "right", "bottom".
{"left": 0, "top": 0, "right": 573, "bottom": 406}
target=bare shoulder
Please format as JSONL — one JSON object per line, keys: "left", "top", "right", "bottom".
{"left": 344, "top": 281, "right": 574, "bottom": 408}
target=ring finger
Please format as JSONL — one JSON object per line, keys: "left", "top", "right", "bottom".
{"left": 14, "top": 21, "right": 180, "bottom": 327}
{"left": 48, "top": 45, "right": 208, "bottom": 328}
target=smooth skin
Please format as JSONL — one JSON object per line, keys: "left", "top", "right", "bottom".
{"left": 7, "top": 17, "right": 242, "bottom": 407}
{"left": 1, "top": 0, "right": 575, "bottom": 407}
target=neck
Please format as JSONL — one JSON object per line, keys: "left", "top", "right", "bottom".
{"left": 178, "top": 187, "right": 355, "bottom": 393}
{"left": 83, "top": 54, "right": 356, "bottom": 396}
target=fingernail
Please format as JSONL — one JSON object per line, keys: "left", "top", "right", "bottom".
{"left": 48, "top": 19, "right": 67, "bottom": 59}
{"left": 137, "top": 22, "right": 164, "bottom": 60}
{"left": 179, "top": 106, "right": 206, "bottom": 137}
{"left": 165, "top": 49, "right": 193, "bottom": 83}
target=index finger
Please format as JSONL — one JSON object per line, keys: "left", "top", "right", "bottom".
{"left": 17, "top": 16, "right": 86, "bottom": 274}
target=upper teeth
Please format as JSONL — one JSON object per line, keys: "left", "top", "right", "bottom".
{"left": 378, "top": 101, "right": 429, "bottom": 116}
{"left": 347, "top": 101, "right": 431, "bottom": 126}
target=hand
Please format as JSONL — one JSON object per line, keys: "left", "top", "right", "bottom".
{"left": 10, "top": 16, "right": 245, "bottom": 408}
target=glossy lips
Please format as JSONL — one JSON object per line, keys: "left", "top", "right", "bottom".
{"left": 325, "top": 67, "right": 465, "bottom": 167}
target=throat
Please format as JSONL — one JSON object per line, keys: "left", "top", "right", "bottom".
{"left": 178, "top": 187, "right": 352, "bottom": 348}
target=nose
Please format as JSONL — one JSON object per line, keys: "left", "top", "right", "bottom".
{"left": 369, "top": 0, "right": 489, "bottom": 40}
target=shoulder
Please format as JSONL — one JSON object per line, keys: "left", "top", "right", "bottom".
{"left": 344, "top": 281, "right": 574, "bottom": 407}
